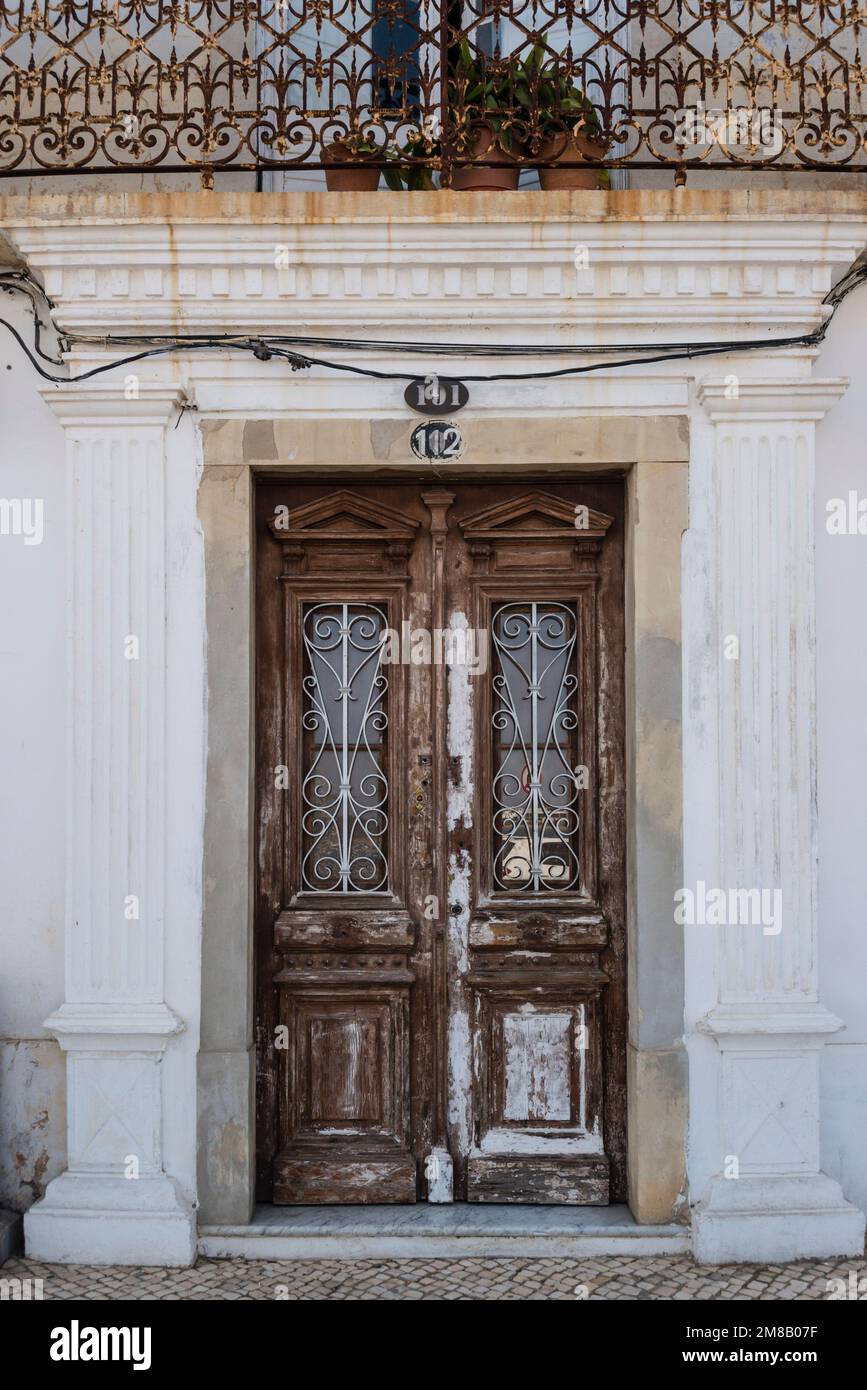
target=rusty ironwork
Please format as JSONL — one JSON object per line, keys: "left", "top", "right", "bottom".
{"left": 0, "top": 2, "right": 865, "bottom": 179}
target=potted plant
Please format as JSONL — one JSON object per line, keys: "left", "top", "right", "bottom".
{"left": 322, "top": 133, "right": 382, "bottom": 192}
{"left": 447, "top": 38, "right": 524, "bottom": 191}
{"left": 383, "top": 135, "right": 440, "bottom": 192}
{"left": 518, "top": 45, "right": 609, "bottom": 190}
{"left": 382, "top": 42, "right": 609, "bottom": 194}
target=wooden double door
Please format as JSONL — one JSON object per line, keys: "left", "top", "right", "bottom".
{"left": 255, "top": 479, "right": 626, "bottom": 1204}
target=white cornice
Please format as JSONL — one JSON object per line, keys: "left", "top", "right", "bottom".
{"left": 4, "top": 194, "right": 864, "bottom": 346}
{"left": 698, "top": 377, "right": 849, "bottom": 422}
{"left": 38, "top": 381, "right": 188, "bottom": 427}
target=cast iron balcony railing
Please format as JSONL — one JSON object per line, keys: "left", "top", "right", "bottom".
{"left": 0, "top": 2, "right": 865, "bottom": 183}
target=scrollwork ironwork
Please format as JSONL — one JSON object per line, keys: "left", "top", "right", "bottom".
{"left": 491, "top": 601, "right": 581, "bottom": 893}
{"left": 0, "top": 2, "right": 863, "bottom": 177}
{"left": 301, "top": 602, "right": 389, "bottom": 894}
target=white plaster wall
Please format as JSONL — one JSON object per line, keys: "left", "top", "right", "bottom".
{"left": 680, "top": 382, "right": 721, "bottom": 1206}
{"left": 815, "top": 291, "right": 867, "bottom": 1216}
{"left": 0, "top": 294, "right": 206, "bottom": 1213}
{"left": 159, "top": 412, "right": 206, "bottom": 1206}
{"left": 0, "top": 294, "right": 68, "bottom": 1209}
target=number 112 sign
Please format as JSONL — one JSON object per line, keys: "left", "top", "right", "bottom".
{"left": 410, "top": 421, "right": 464, "bottom": 461}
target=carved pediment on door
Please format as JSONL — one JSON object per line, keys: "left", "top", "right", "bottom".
{"left": 268, "top": 489, "right": 420, "bottom": 575}
{"left": 458, "top": 489, "right": 614, "bottom": 573}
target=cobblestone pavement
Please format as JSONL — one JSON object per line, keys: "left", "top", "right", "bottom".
{"left": 3, "top": 1253, "right": 866, "bottom": 1300}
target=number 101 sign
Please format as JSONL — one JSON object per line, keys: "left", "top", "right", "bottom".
{"left": 404, "top": 375, "right": 469, "bottom": 415}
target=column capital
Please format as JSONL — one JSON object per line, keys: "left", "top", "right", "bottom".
{"left": 37, "top": 380, "right": 188, "bottom": 429}
{"left": 697, "top": 376, "right": 848, "bottom": 422}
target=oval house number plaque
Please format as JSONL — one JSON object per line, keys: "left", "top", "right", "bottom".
{"left": 410, "top": 420, "right": 464, "bottom": 462}
{"left": 405, "top": 375, "right": 469, "bottom": 415}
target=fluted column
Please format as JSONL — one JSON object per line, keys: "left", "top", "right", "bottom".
{"left": 25, "top": 384, "right": 196, "bottom": 1266}
{"left": 690, "top": 378, "right": 864, "bottom": 1262}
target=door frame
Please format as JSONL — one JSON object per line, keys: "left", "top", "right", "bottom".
{"left": 195, "top": 421, "right": 688, "bottom": 1227}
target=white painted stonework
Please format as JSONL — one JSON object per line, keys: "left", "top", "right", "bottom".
{"left": 688, "top": 379, "right": 864, "bottom": 1262}
{"left": 1, "top": 190, "right": 864, "bottom": 1266}
{"left": 20, "top": 386, "right": 197, "bottom": 1267}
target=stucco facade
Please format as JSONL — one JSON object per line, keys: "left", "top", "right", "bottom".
{"left": 1, "top": 189, "right": 865, "bottom": 1266}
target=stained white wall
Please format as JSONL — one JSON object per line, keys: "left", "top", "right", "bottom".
{"left": 0, "top": 288, "right": 206, "bottom": 1218}
{"left": 815, "top": 289, "right": 867, "bottom": 1215}
{"left": 0, "top": 292, "right": 68, "bottom": 1210}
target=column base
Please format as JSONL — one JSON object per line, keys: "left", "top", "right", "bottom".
{"left": 692, "top": 1173, "right": 865, "bottom": 1265}
{"left": 24, "top": 1172, "right": 196, "bottom": 1267}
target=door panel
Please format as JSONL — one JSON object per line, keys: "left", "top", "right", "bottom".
{"left": 444, "top": 487, "right": 625, "bottom": 1203}
{"left": 255, "top": 480, "right": 625, "bottom": 1204}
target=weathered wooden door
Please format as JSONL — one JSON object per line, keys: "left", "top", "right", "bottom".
{"left": 256, "top": 480, "right": 626, "bottom": 1204}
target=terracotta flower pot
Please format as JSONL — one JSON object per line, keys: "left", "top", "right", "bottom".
{"left": 536, "top": 130, "right": 608, "bottom": 190}
{"left": 450, "top": 123, "right": 522, "bottom": 191}
{"left": 322, "top": 143, "right": 381, "bottom": 192}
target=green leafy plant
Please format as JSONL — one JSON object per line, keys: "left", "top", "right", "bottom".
{"left": 515, "top": 44, "right": 604, "bottom": 144}
{"left": 383, "top": 137, "right": 439, "bottom": 191}
{"left": 450, "top": 37, "right": 521, "bottom": 150}
{"left": 513, "top": 44, "right": 610, "bottom": 186}
{"left": 323, "top": 134, "right": 381, "bottom": 159}
{"left": 382, "top": 40, "right": 609, "bottom": 190}
{"left": 385, "top": 39, "right": 522, "bottom": 189}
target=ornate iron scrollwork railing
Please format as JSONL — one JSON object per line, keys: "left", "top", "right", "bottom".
{"left": 0, "top": 2, "right": 865, "bottom": 179}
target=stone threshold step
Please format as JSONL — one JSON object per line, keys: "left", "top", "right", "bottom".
{"left": 199, "top": 1203, "right": 689, "bottom": 1260}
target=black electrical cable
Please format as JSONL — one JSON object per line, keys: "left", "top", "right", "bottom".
{"left": 0, "top": 316, "right": 825, "bottom": 385}
{"left": 0, "top": 270, "right": 66, "bottom": 366}
{"left": 65, "top": 327, "right": 824, "bottom": 359}
{"left": 59, "top": 260, "right": 867, "bottom": 361}
{"left": 0, "top": 321, "right": 831, "bottom": 388}
{"left": 64, "top": 320, "right": 835, "bottom": 358}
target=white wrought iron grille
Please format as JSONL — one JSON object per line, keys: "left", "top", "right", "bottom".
{"left": 491, "top": 601, "right": 581, "bottom": 893}
{"left": 301, "top": 602, "right": 389, "bottom": 894}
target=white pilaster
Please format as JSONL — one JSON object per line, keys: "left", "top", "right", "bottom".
{"left": 690, "top": 378, "right": 865, "bottom": 1263}
{"left": 24, "top": 384, "right": 196, "bottom": 1266}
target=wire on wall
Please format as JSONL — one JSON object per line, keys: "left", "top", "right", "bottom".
{"left": 2, "top": 261, "right": 865, "bottom": 390}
